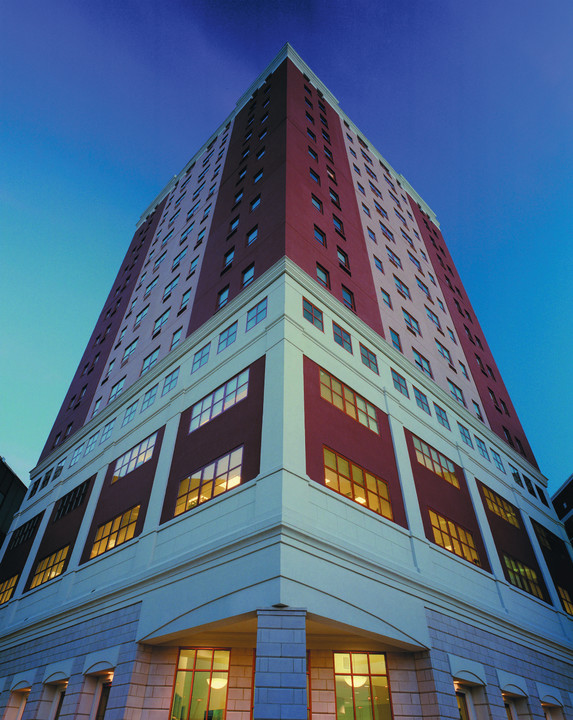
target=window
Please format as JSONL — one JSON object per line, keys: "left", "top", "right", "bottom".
{"left": 320, "top": 369, "right": 378, "bottom": 432}
{"left": 70, "top": 444, "right": 84, "bottom": 467}
{"left": 367, "top": 227, "right": 377, "bottom": 243}
{"left": 223, "top": 248, "right": 234, "bottom": 269}
{"left": 426, "top": 307, "right": 441, "bottom": 330}
{"left": 311, "top": 195, "right": 323, "bottom": 212}
{"left": 189, "top": 256, "right": 199, "bottom": 274}
{"left": 247, "top": 225, "right": 258, "bottom": 245}
{"left": 380, "top": 223, "right": 394, "bottom": 242}
{"left": 448, "top": 379, "right": 466, "bottom": 406}
{"left": 141, "top": 349, "right": 159, "bottom": 375}
{"left": 338, "top": 247, "right": 350, "bottom": 270}
{"left": 386, "top": 249, "right": 402, "bottom": 271}
{"left": 557, "top": 586, "right": 573, "bottom": 616}
{"left": 175, "top": 447, "right": 243, "bottom": 515}
{"left": 163, "top": 276, "right": 179, "bottom": 300}
{"left": 30, "top": 546, "right": 69, "bottom": 588}
{"left": 448, "top": 327, "right": 457, "bottom": 344}
{"left": 314, "top": 225, "right": 326, "bottom": 246}
{"left": 309, "top": 168, "right": 320, "bottom": 184}
{"left": 394, "top": 276, "right": 410, "bottom": 299}
{"left": 141, "top": 385, "right": 158, "bottom": 411}
{"left": 190, "top": 370, "right": 249, "bottom": 432}
{"left": 217, "top": 286, "right": 229, "bottom": 310}
{"left": 242, "top": 264, "right": 255, "bottom": 287}
{"left": 307, "top": 128, "right": 316, "bottom": 142}
{"left": 250, "top": 195, "right": 261, "bottom": 211}
{"left": 153, "top": 310, "right": 170, "bottom": 335}
{"left": 109, "top": 378, "right": 125, "bottom": 403}
{"left": 414, "top": 387, "right": 431, "bottom": 414}
{"left": 316, "top": 264, "right": 330, "bottom": 288}
{"left": 416, "top": 277, "right": 430, "bottom": 297}
{"left": 361, "top": 203, "right": 371, "bottom": 217}
{"left": 100, "top": 419, "right": 115, "bottom": 443}
{"left": 412, "top": 436, "right": 459, "bottom": 487}
{"left": 218, "top": 322, "right": 238, "bottom": 352}
{"left": 254, "top": 169, "right": 263, "bottom": 183}
{"left": 329, "top": 188, "right": 340, "bottom": 207}
{"left": 333, "top": 215, "right": 344, "bottom": 235}
{"left": 53, "top": 479, "right": 90, "bottom": 521}
{"left": 323, "top": 447, "right": 392, "bottom": 518}
{"left": 333, "top": 322, "right": 352, "bottom": 352}
{"left": 322, "top": 129, "right": 331, "bottom": 143}
{"left": 134, "top": 305, "right": 149, "bottom": 328}
{"left": 413, "top": 349, "right": 432, "bottom": 377}
{"left": 503, "top": 554, "right": 544, "bottom": 599}
{"left": 192, "top": 343, "right": 210, "bottom": 372}
{"left": 229, "top": 216, "right": 239, "bottom": 233}
{"left": 122, "top": 401, "right": 138, "bottom": 426}
{"left": 391, "top": 369, "right": 408, "bottom": 397}
{"left": 153, "top": 251, "right": 167, "bottom": 271}
{"left": 491, "top": 449, "right": 505, "bottom": 472}
{"left": 233, "top": 189, "right": 243, "bottom": 205}
{"left": 169, "top": 649, "right": 231, "bottom": 720}
{"left": 360, "top": 344, "right": 379, "bottom": 374}
{"left": 308, "top": 146, "right": 318, "bottom": 161}
{"left": 85, "top": 432, "right": 99, "bottom": 455}
{"left": 0, "top": 575, "right": 18, "bottom": 604}
{"left": 381, "top": 288, "right": 392, "bottom": 308}
{"left": 246, "top": 297, "right": 267, "bottom": 330}
{"left": 162, "top": 367, "right": 180, "bottom": 396}
{"left": 434, "top": 403, "right": 450, "bottom": 430}
{"left": 374, "top": 256, "right": 383, "bottom": 272}
{"left": 481, "top": 487, "right": 519, "bottom": 528}
{"left": 458, "top": 423, "right": 473, "bottom": 447}
{"left": 389, "top": 328, "right": 401, "bottom": 351}
{"left": 402, "top": 309, "right": 420, "bottom": 335}
{"left": 341, "top": 286, "right": 355, "bottom": 311}
{"left": 112, "top": 433, "right": 157, "bottom": 482}
{"left": 324, "top": 146, "right": 334, "bottom": 161}
{"left": 306, "top": 111, "right": 315, "bottom": 124}
{"left": 90, "top": 506, "right": 140, "bottom": 558}
{"left": 303, "top": 298, "right": 323, "bottom": 330}
{"left": 429, "top": 510, "right": 480, "bottom": 565}
{"left": 333, "top": 652, "right": 393, "bottom": 720}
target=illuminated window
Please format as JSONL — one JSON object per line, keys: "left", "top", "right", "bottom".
{"left": 429, "top": 510, "right": 480, "bottom": 565}
{"left": 333, "top": 652, "right": 392, "bottom": 720}
{"left": 412, "top": 436, "right": 459, "bottom": 488}
{"left": 112, "top": 433, "right": 157, "bottom": 482}
{"left": 482, "top": 486, "right": 519, "bottom": 527}
{"left": 0, "top": 575, "right": 18, "bottom": 604}
{"left": 557, "top": 586, "right": 573, "bottom": 615}
{"left": 190, "top": 370, "right": 249, "bottom": 432}
{"left": 174, "top": 447, "right": 243, "bottom": 516}
{"left": 90, "top": 506, "right": 140, "bottom": 558}
{"left": 30, "top": 546, "right": 69, "bottom": 588}
{"left": 503, "top": 554, "right": 544, "bottom": 599}
{"left": 170, "top": 649, "right": 230, "bottom": 720}
{"left": 319, "top": 369, "right": 378, "bottom": 433}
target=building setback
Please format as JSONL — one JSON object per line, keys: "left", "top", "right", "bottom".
{"left": 0, "top": 44, "right": 572, "bottom": 720}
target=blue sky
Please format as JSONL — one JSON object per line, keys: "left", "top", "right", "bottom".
{"left": 1, "top": 0, "right": 572, "bottom": 494}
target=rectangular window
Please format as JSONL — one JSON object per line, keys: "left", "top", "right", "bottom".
{"left": 141, "top": 384, "right": 158, "bottom": 411}
{"left": 122, "top": 401, "right": 138, "bottom": 426}
{"left": 435, "top": 340, "right": 452, "bottom": 363}
{"left": 475, "top": 436, "right": 489, "bottom": 459}
{"left": 434, "top": 403, "right": 450, "bottom": 429}
{"left": 90, "top": 506, "right": 140, "bottom": 559}
{"left": 360, "top": 344, "right": 379, "bottom": 374}
{"left": 141, "top": 349, "right": 159, "bottom": 375}
{"left": 391, "top": 369, "right": 408, "bottom": 397}
{"left": 218, "top": 322, "right": 238, "bottom": 352}
{"left": 169, "top": 649, "right": 231, "bottom": 720}
{"left": 448, "top": 379, "right": 466, "bottom": 406}
{"left": 503, "top": 554, "right": 544, "bottom": 599}
{"left": 368, "top": 227, "right": 377, "bottom": 243}
{"left": 189, "top": 256, "right": 199, "bottom": 274}
{"left": 402, "top": 309, "right": 420, "bottom": 335}
{"left": 416, "top": 277, "right": 430, "bottom": 297}
{"left": 303, "top": 298, "right": 324, "bottom": 331}
{"left": 163, "top": 276, "right": 179, "bottom": 299}
{"left": 314, "top": 225, "right": 326, "bottom": 246}
{"left": 229, "top": 216, "right": 239, "bottom": 233}
{"left": 134, "top": 305, "right": 149, "bottom": 328}
{"left": 153, "top": 310, "right": 170, "bottom": 335}
{"left": 311, "top": 195, "right": 323, "bottom": 212}
{"left": 254, "top": 169, "right": 263, "bottom": 183}
{"left": 191, "top": 343, "right": 210, "bottom": 372}
{"left": 362, "top": 203, "right": 371, "bottom": 217}
{"left": 341, "top": 286, "right": 355, "bottom": 311}
{"left": 380, "top": 224, "right": 395, "bottom": 243}
{"left": 246, "top": 297, "right": 267, "bottom": 330}
{"left": 189, "top": 370, "right": 249, "bottom": 432}
{"left": 113, "top": 433, "right": 157, "bottom": 482}
{"left": 30, "top": 546, "right": 69, "bottom": 588}
{"left": 217, "top": 286, "right": 229, "bottom": 309}
{"left": 413, "top": 349, "right": 432, "bottom": 377}
{"left": 394, "top": 276, "right": 410, "bottom": 299}
{"left": 389, "top": 328, "right": 401, "bottom": 351}
{"left": 70, "top": 444, "right": 84, "bottom": 467}
{"left": 109, "top": 378, "right": 125, "bottom": 403}
{"left": 250, "top": 195, "right": 261, "bottom": 211}
{"left": 426, "top": 307, "right": 441, "bottom": 329}
{"left": 491, "top": 449, "right": 505, "bottom": 472}
{"left": 333, "top": 322, "right": 352, "bottom": 352}
{"left": 242, "top": 264, "right": 255, "bottom": 287}
{"left": 309, "top": 168, "right": 320, "bottom": 184}
{"left": 333, "top": 652, "right": 393, "bottom": 720}
{"left": 374, "top": 256, "right": 383, "bottom": 272}
{"left": 85, "top": 431, "right": 99, "bottom": 455}
{"left": 323, "top": 447, "right": 392, "bottom": 519}
{"left": 429, "top": 510, "right": 480, "bottom": 565}
{"left": 175, "top": 447, "right": 243, "bottom": 516}
{"left": 223, "top": 247, "right": 234, "bottom": 269}
{"left": 557, "top": 586, "right": 573, "bottom": 616}
{"left": 414, "top": 387, "right": 431, "bottom": 414}
{"left": 308, "top": 146, "right": 318, "bottom": 161}
{"left": 53, "top": 479, "right": 90, "bottom": 521}
{"left": 100, "top": 419, "right": 115, "bottom": 443}
{"left": 458, "top": 423, "right": 473, "bottom": 447}
{"left": 381, "top": 288, "right": 392, "bottom": 308}
{"left": 247, "top": 226, "right": 258, "bottom": 245}
{"left": 329, "top": 188, "right": 340, "bottom": 207}
{"left": 333, "top": 215, "right": 344, "bottom": 235}
{"left": 316, "top": 263, "right": 330, "bottom": 288}
{"left": 320, "top": 369, "right": 378, "bottom": 433}
{"left": 0, "top": 575, "right": 18, "bottom": 604}
{"left": 483, "top": 486, "right": 519, "bottom": 526}
{"left": 162, "top": 367, "right": 180, "bottom": 395}
{"left": 413, "top": 435, "right": 459, "bottom": 487}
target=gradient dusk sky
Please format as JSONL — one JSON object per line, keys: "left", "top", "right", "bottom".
{"left": 1, "top": 0, "right": 572, "bottom": 494}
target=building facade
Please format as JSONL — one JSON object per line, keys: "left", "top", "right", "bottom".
{"left": 1, "top": 45, "right": 572, "bottom": 720}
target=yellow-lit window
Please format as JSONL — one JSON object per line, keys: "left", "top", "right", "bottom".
{"left": 557, "top": 586, "right": 573, "bottom": 615}
{"left": 429, "top": 510, "right": 480, "bottom": 566}
{"left": 170, "top": 649, "right": 230, "bottom": 720}
{"left": 0, "top": 574, "right": 18, "bottom": 604}
{"left": 175, "top": 447, "right": 243, "bottom": 517}
{"left": 482, "top": 486, "right": 519, "bottom": 527}
{"left": 30, "top": 546, "right": 69, "bottom": 588}
{"left": 323, "top": 448, "right": 392, "bottom": 520}
{"left": 112, "top": 433, "right": 157, "bottom": 483}
{"left": 90, "top": 506, "right": 140, "bottom": 558}
{"left": 333, "top": 652, "right": 393, "bottom": 720}
{"left": 319, "top": 369, "right": 378, "bottom": 433}
{"left": 503, "top": 554, "right": 544, "bottom": 599}
{"left": 412, "top": 436, "right": 459, "bottom": 488}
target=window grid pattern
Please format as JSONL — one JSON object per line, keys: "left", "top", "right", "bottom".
{"left": 90, "top": 506, "right": 140, "bottom": 559}
{"left": 0, "top": 575, "right": 18, "bottom": 604}
{"left": 333, "top": 652, "right": 392, "bottom": 720}
{"left": 162, "top": 368, "right": 180, "bottom": 395}
{"left": 190, "top": 370, "right": 249, "bottom": 432}
{"left": 557, "top": 586, "right": 573, "bottom": 615}
{"left": 303, "top": 299, "right": 324, "bottom": 330}
{"left": 218, "top": 322, "right": 238, "bottom": 353}
{"left": 333, "top": 323, "right": 352, "bottom": 352}
{"left": 192, "top": 344, "right": 210, "bottom": 373}
{"left": 434, "top": 404, "right": 450, "bottom": 430}
{"left": 483, "top": 487, "right": 520, "bottom": 527}
{"left": 30, "top": 546, "right": 69, "bottom": 589}
{"left": 413, "top": 436, "right": 459, "bottom": 488}
{"left": 53, "top": 479, "right": 90, "bottom": 521}
{"left": 170, "top": 649, "right": 230, "bottom": 720}
{"left": 429, "top": 510, "right": 480, "bottom": 565}
{"left": 246, "top": 298, "right": 267, "bottom": 330}
{"left": 391, "top": 369, "right": 408, "bottom": 397}
{"left": 112, "top": 433, "right": 157, "bottom": 482}
{"left": 503, "top": 554, "right": 544, "bottom": 599}
{"left": 174, "top": 447, "right": 243, "bottom": 516}
{"left": 324, "top": 448, "right": 392, "bottom": 520}
{"left": 319, "top": 369, "right": 378, "bottom": 433}
{"left": 414, "top": 387, "right": 431, "bottom": 414}
{"left": 360, "top": 344, "right": 378, "bottom": 374}
{"left": 141, "top": 385, "right": 158, "bottom": 411}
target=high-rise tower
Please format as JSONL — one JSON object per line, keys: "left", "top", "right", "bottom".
{"left": 1, "top": 45, "right": 571, "bottom": 720}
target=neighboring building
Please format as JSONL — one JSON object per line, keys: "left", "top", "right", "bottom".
{"left": 0, "top": 458, "right": 27, "bottom": 549}
{"left": 553, "top": 474, "right": 573, "bottom": 544}
{"left": 1, "top": 44, "right": 572, "bottom": 720}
